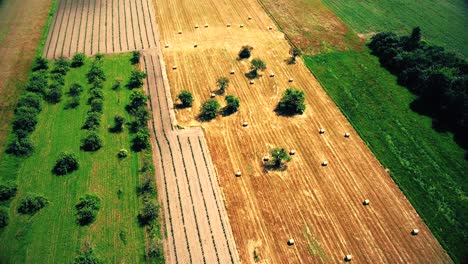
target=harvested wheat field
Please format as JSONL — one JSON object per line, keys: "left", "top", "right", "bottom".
{"left": 152, "top": 0, "right": 451, "bottom": 263}
{"left": 42, "top": 0, "right": 158, "bottom": 59}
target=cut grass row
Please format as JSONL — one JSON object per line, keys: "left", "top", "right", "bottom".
{"left": 0, "top": 54, "right": 148, "bottom": 262}
{"left": 304, "top": 50, "right": 467, "bottom": 262}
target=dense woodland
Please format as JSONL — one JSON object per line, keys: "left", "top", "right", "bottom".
{"left": 369, "top": 28, "right": 467, "bottom": 150}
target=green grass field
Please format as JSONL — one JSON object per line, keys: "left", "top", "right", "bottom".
{"left": 322, "top": 0, "right": 468, "bottom": 57}
{"left": 0, "top": 53, "right": 149, "bottom": 263}
{"left": 304, "top": 50, "right": 467, "bottom": 262}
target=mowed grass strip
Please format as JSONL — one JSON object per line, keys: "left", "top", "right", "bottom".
{"left": 304, "top": 50, "right": 467, "bottom": 262}
{"left": 0, "top": 53, "right": 146, "bottom": 263}
{"left": 322, "top": 0, "right": 468, "bottom": 56}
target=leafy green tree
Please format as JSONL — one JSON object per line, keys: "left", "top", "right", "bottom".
{"left": 224, "top": 95, "right": 240, "bottom": 114}
{"left": 238, "top": 45, "right": 253, "bottom": 59}
{"left": 0, "top": 183, "right": 17, "bottom": 201}
{"left": 75, "top": 194, "right": 101, "bottom": 225}
{"left": 131, "top": 51, "right": 140, "bottom": 64}
{"left": 246, "top": 58, "right": 267, "bottom": 79}
{"left": 6, "top": 137, "right": 34, "bottom": 156}
{"left": 200, "top": 99, "right": 221, "bottom": 120}
{"left": 74, "top": 247, "right": 102, "bottom": 264}
{"left": 52, "top": 152, "right": 79, "bottom": 175}
{"left": 127, "top": 69, "right": 147, "bottom": 89}
{"left": 17, "top": 92, "right": 42, "bottom": 112}
{"left": 127, "top": 91, "right": 148, "bottom": 113}
{"left": 17, "top": 194, "right": 48, "bottom": 215}
{"left": 81, "top": 133, "right": 103, "bottom": 151}
{"left": 45, "top": 84, "right": 63, "bottom": 104}
{"left": 94, "top": 53, "right": 104, "bottom": 61}
{"left": 112, "top": 79, "right": 122, "bottom": 90}
{"left": 86, "top": 62, "right": 106, "bottom": 83}
{"left": 50, "top": 73, "right": 65, "bottom": 85}
{"left": 83, "top": 112, "right": 101, "bottom": 130}
{"left": 26, "top": 71, "right": 48, "bottom": 94}
{"left": 277, "top": 88, "right": 306, "bottom": 115}
{"left": 177, "top": 90, "right": 194, "bottom": 107}
{"left": 71, "top": 53, "right": 86, "bottom": 67}
{"left": 68, "top": 83, "right": 84, "bottom": 97}
{"left": 89, "top": 98, "right": 103, "bottom": 113}
{"left": 32, "top": 56, "right": 48, "bottom": 71}
{"left": 65, "top": 97, "right": 80, "bottom": 109}
{"left": 289, "top": 47, "right": 302, "bottom": 64}
{"left": 269, "top": 147, "right": 291, "bottom": 168}
{"left": 111, "top": 115, "right": 125, "bottom": 132}
{"left": 12, "top": 110, "right": 37, "bottom": 133}
{"left": 147, "top": 240, "right": 164, "bottom": 261}
{"left": 132, "top": 129, "right": 150, "bottom": 151}
{"left": 138, "top": 200, "right": 160, "bottom": 225}
{"left": 217, "top": 77, "right": 229, "bottom": 94}
{"left": 0, "top": 207, "right": 8, "bottom": 228}
{"left": 52, "top": 56, "right": 70, "bottom": 75}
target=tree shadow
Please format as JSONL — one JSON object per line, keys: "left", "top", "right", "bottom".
{"left": 263, "top": 163, "right": 288, "bottom": 172}
{"left": 274, "top": 105, "right": 299, "bottom": 117}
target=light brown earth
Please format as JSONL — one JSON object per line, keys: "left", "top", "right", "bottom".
{"left": 0, "top": 0, "right": 52, "bottom": 154}
{"left": 152, "top": 0, "right": 452, "bottom": 263}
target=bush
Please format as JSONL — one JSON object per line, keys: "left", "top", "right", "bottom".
{"left": 86, "top": 62, "right": 106, "bottom": 83}
{"left": 15, "top": 106, "right": 39, "bottom": 116}
{"left": 126, "top": 91, "right": 148, "bottom": 114}
{"left": 76, "top": 194, "right": 101, "bottom": 225}
{"left": 71, "top": 53, "right": 86, "bottom": 67}
{"left": 74, "top": 247, "right": 102, "bottom": 264}
{"left": 65, "top": 96, "right": 80, "bottom": 109}
{"left": 68, "top": 83, "right": 83, "bottom": 97}
{"left": 138, "top": 176, "right": 155, "bottom": 195}
{"left": 88, "top": 88, "right": 104, "bottom": 101}
{"left": 81, "top": 132, "right": 103, "bottom": 151}
{"left": 32, "top": 56, "right": 48, "bottom": 71}
{"left": 276, "top": 88, "right": 306, "bottom": 115}
{"left": 50, "top": 73, "right": 65, "bottom": 85}
{"left": 0, "top": 207, "right": 8, "bottom": 228}
{"left": 200, "top": 99, "right": 221, "bottom": 120}
{"left": 177, "top": 90, "right": 194, "bottom": 107}
{"left": 131, "top": 51, "right": 140, "bottom": 64}
{"left": 94, "top": 53, "right": 104, "bottom": 61}
{"left": 112, "top": 79, "right": 122, "bottom": 90}
{"left": 82, "top": 112, "right": 101, "bottom": 130}
{"left": 52, "top": 152, "right": 79, "bottom": 175}
{"left": 246, "top": 58, "right": 267, "bottom": 79}
{"left": 17, "top": 194, "right": 48, "bottom": 215}
{"left": 45, "top": 84, "right": 63, "bottom": 104}
{"left": 147, "top": 240, "right": 163, "bottom": 261}
{"left": 127, "top": 69, "right": 147, "bottom": 89}
{"left": 52, "top": 56, "right": 70, "bottom": 75}
{"left": 26, "top": 71, "right": 48, "bottom": 94}
{"left": 132, "top": 129, "right": 150, "bottom": 151}
{"left": 238, "top": 45, "right": 253, "bottom": 59}
{"left": 89, "top": 98, "right": 103, "bottom": 113}
{"left": 138, "top": 200, "right": 160, "bottom": 225}
{"left": 224, "top": 95, "right": 240, "bottom": 114}
{"left": 217, "top": 77, "right": 229, "bottom": 94}
{"left": 17, "top": 93, "right": 42, "bottom": 112}
{"left": 269, "top": 147, "right": 291, "bottom": 168}
{"left": 111, "top": 115, "right": 125, "bottom": 132}
{"left": 0, "top": 183, "right": 18, "bottom": 201}
{"left": 12, "top": 110, "right": 37, "bottom": 133}
{"left": 6, "top": 137, "right": 34, "bottom": 156}
{"left": 117, "top": 149, "right": 128, "bottom": 159}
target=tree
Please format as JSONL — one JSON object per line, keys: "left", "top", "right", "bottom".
{"left": 200, "top": 99, "right": 221, "bottom": 120}
{"left": 32, "top": 56, "right": 48, "bottom": 71}
{"left": 89, "top": 98, "right": 103, "bottom": 113}
{"left": 68, "top": 83, "right": 83, "bottom": 97}
{"left": 65, "top": 97, "right": 80, "bottom": 109}
{"left": 26, "top": 71, "right": 48, "bottom": 94}
{"left": 0, "top": 183, "right": 17, "bottom": 201}
{"left": 224, "top": 95, "right": 240, "bottom": 115}
{"left": 71, "top": 53, "right": 86, "bottom": 67}
{"left": 217, "top": 77, "right": 229, "bottom": 94}
{"left": 127, "top": 91, "right": 148, "bottom": 113}
{"left": 138, "top": 176, "right": 155, "bottom": 195}
{"left": 17, "top": 194, "right": 48, "bottom": 215}
{"left": 45, "top": 84, "right": 63, "bottom": 104}
{"left": 74, "top": 247, "right": 102, "bottom": 264}
{"left": 117, "top": 149, "right": 128, "bottom": 159}
{"left": 404, "top": 26, "right": 422, "bottom": 51}
{"left": 86, "top": 62, "right": 106, "bottom": 83}
{"left": 52, "top": 152, "right": 79, "bottom": 175}
{"left": 246, "top": 58, "right": 267, "bottom": 79}
{"left": 132, "top": 129, "right": 150, "bottom": 151}
{"left": 238, "top": 45, "right": 253, "bottom": 59}
{"left": 52, "top": 56, "right": 70, "bottom": 75}
{"left": 6, "top": 137, "right": 34, "bottom": 156}
{"left": 51, "top": 72, "right": 65, "bottom": 85}
{"left": 147, "top": 240, "right": 163, "bottom": 261}
{"left": 127, "top": 69, "right": 147, "bottom": 89}
{"left": 0, "top": 207, "right": 8, "bottom": 228}
{"left": 81, "top": 133, "right": 103, "bottom": 151}
{"left": 12, "top": 110, "right": 37, "bottom": 133}
{"left": 111, "top": 115, "right": 125, "bottom": 132}
{"left": 277, "top": 88, "right": 306, "bottom": 115}
{"left": 17, "top": 93, "right": 42, "bottom": 112}
{"left": 75, "top": 194, "right": 101, "bottom": 225}
{"left": 131, "top": 51, "right": 140, "bottom": 64}
{"left": 177, "top": 90, "right": 194, "bottom": 107}
{"left": 83, "top": 112, "right": 101, "bottom": 130}
{"left": 289, "top": 47, "right": 302, "bottom": 64}
{"left": 269, "top": 147, "right": 291, "bottom": 168}
{"left": 138, "top": 200, "right": 160, "bottom": 225}
{"left": 94, "top": 53, "right": 104, "bottom": 60}
{"left": 112, "top": 79, "right": 122, "bottom": 90}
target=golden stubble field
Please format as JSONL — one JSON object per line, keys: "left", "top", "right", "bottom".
{"left": 152, "top": 0, "right": 450, "bottom": 262}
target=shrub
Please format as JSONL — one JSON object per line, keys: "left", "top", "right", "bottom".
{"left": 52, "top": 56, "right": 70, "bottom": 75}
{"left": 112, "top": 79, "right": 122, "bottom": 90}
{"left": 17, "top": 194, "right": 48, "bottom": 215}
{"left": 224, "top": 95, "right": 240, "bottom": 114}
{"left": 65, "top": 96, "right": 80, "bottom": 109}
{"left": 138, "top": 176, "right": 155, "bottom": 195}
{"left": 0, "top": 183, "right": 18, "bottom": 201}
{"left": 17, "top": 93, "right": 42, "bottom": 112}
{"left": 269, "top": 147, "right": 291, "bottom": 168}
{"left": 246, "top": 58, "right": 267, "bottom": 79}
{"left": 276, "top": 88, "right": 306, "bottom": 115}
{"left": 238, "top": 45, "right": 253, "bottom": 59}
{"left": 45, "top": 84, "right": 63, "bottom": 104}
{"left": 86, "top": 62, "right": 106, "bottom": 83}
{"left": 117, "top": 149, "right": 128, "bottom": 159}
{"left": 68, "top": 83, "right": 83, "bottom": 97}
{"left": 0, "top": 208, "right": 8, "bottom": 228}
{"left": 132, "top": 129, "right": 150, "bottom": 151}
{"left": 126, "top": 91, "right": 148, "bottom": 114}
{"left": 147, "top": 240, "right": 163, "bottom": 261}
{"left": 289, "top": 47, "right": 302, "bottom": 64}
{"left": 26, "top": 71, "right": 48, "bottom": 94}
{"left": 6, "top": 137, "right": 34, "bottom": 156}
{"left": 217, "top": 77, "right": 229, "bottom": 94}
{"left": 138, "top": 200, "right": 160, "bottom": 225}
{"left": 111, "top": 115, "right": 125, "bottom": 132}
{"left": 50, "top": 73, "right": 65, "bottom": 85}
{"left": 71, "top": 53, "right": 86, "bottom": 67}
{"left": 32, "top": 56, "right": 48, "bottom": 71}
{"left": 15, "top": 106, "right": 39, "bottom": 116}
{"left": 89, "top": 98, "right": 103, "bottom": 113}
{"left": 74, "top": 247, "right": 102, "bottom": 264}
{"left": 127, "top": 69, "right": 147, "bottom": 89}
{"left": 75, "top": 194, "right": 101, "bottom": 225}
{"left": 52, "top": 152, "right": 79, "bottom": 175}
{"left": 131, "top": 51, "right": 140, "bottom": 64}
{"left": 177, "top": 90, "right": 194, "bottom": 107}
{"left": 81, "top": 132, "right": 103, "bottom": 151}
{"left": 88, "top": 88, "right": 104, "bottom": 101}
{"left": 12, "top": 110, "right": 37, "bottom": 133}
{"left": 94, "top": 53, "right": 104, "bottom": 60}
{"left": 200, "top": 99, "right": 221, "bottom": 120}
{"left": 82, "top": 112, "right": 101, "bottom": 130}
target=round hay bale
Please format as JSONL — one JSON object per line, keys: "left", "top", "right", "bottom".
{"left": 242, "top": 122, "right": 248, "bottom": 127}
{"left": 195, "top": 24, "right": 199, "bottom": 29}
{"left": 287, "top": 239, "right": 295, "bottom": 246}
{"left": 248, "top": 16, "right": 252, "bottom": 20}
{"left": 235, "top": 171, "right": 241, "bottom": 177}
{"left": 210, "top": 93, "right": 216, "bottom": 98}
{"left": 270, "top": 72, "right": 275, "bottom": 77}
{"left": 172, "top": 65, "right": 177, "bottom": 70}
{"left": 289, "top": 150, "right": 296, "bottom": 155}
{"left": 250, "top": 80, "right": 255, "bottom": 84}
{"left": 319, "top": 128, "right": 325, "bottom": 134}
{"left": 240, "top": 24, "right": 244, "bottom": 28}
{"left": 227, "top": 23, "right": 231, "bottom": 27}
{"left": 263, "top": 156, "right": 270, "bottom": 161}
{"left": 178, "top": 30, "right": 182, "bottom": 34}
{"left": 205, "top": 23, "right": 209, "bottom": 28}
{"left": 230, "top": 70, "right": 235, "bottom": 74}
{"left": 194, "top": 44, "right": 198, "bottom": 48}
{"left": 345, "top": 255, "right": 352, "bottom": 261}
{"left": 411, "top": 229, "right": 419, "bottom": 235}
{"left": 289, "top": 78, "right": 294, "bottom": 82}
{"left": 268, "top": 25, "right": 273, "bottom": 30}
{"left": 321, "top": 161, "right": 328, "bottom": 166}
{"left": 165, "top": 43, "right": 170, "bottom": 48}
{"left": 363, "top": 199, "right": 370, "bottom": 206}
{"left": 344, "top": 132, "right": 350, "bottom": 138}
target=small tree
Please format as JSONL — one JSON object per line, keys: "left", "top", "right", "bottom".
{"left": 132, "top": 129, "right": 150, "bottom": 151}
{"left": 26, "top": 71, "right": 48, "bottom": 94}
{"left": 127, "top": 69, "right": 147, "bottom": 89}
{"left": 117, "top": 149, "right": 128, "bottom": 159}
{"left": 138, "top": 200, "right": 160, "bottom": 225}
{"left": 127, "top": 91, "right": 148, "bottom": 113}
{"left": 71, "top": 53, "right": 86, "bottom": 67}
{"left": 89, "top": 98, "right": 103, "bottom": 113}
{"left": 51, "top": 73, "right": 65, "bottom": 85}
{"left": 147, "top": 240, "right": 163, "bottom": 261}
{"left": 83, "top": 112, "right": 101, "bottom": 130}
{"left": 112, "top": 79, "right": 122, "bottom": 90}
{"left": 111, "top": 115, "right": 125, "bottom": 132}
{"left": 12, "top": 110, "right": 37, "bottom": 133}
{"left": 131, "top": 51, "right": 140, "bottom": 64}
{"left": 269, "top": 147, "right": 291, "bottom": 168}
{"left": 94, "top": 53, "right": 104, "bottom": 60}
{"left": 200, "top": 99, "right": 221, "bottom": 120}
{"left": 0, "top": 183, "right": 18, "bottom": 201}
{"left": 289, "top": 47, "right": 302, "bottom": 64}
{"left": 45, "top": 84, "right": 63, "bottom": 104}
{"left": 52, "top": 152, "right": 79, "bottom": 175}
{"left": 17, "top": 93, "right": 42, "bottom": 112}
{"left": 65, "top": 97, "right": 80, "bottom": 109}
{"left": 177, "top": 90, "right": 194, "bottom": 107}
{"left": 0, "top": 207, "right": 8, "bottom": 228}
{"left": 81, "top": 133, "right": 103, "bottom": 151}
{"left": 224, "top": 95, "right": 240, "bottom": 115}
{"left": 74, "top": 247, "right": 102, "bottom": 264}
{"left": 277, "top": 88, "right": 306, "bottom": 115}
{"left": 17, "top": 194, "right": 48, "bottom": 215}
{"left": 6, "top": 137, "right": 34, "bottom": 156}
{"left": 246, "top": 58, "right": 266, "bottom": 79}
{"left": 32, "top": 56, "right": 48, "bottom": 71}
{"left": 86, "top": 62, "right": 106, "bottom": 83}
{"left": 68, "top": 83, "right": 83, "bottom": 97}
{"left": 52, "top": 56, "right": 70, "bottom": 75}
{"left": 238, "top": 45, "right": 253, "bottom": 59}
{"left": 75, "top": 194, "right": 101, "bottom": 225}
{"left": 217, "top": 77, "right": 229, "bottom": 94}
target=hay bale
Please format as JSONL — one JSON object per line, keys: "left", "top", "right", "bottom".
{"left": 263, "top": 156, "right": 270, "bottom": 161}
{"left": 268, "top": 25, "right": 273, "bottom": 30}
{"left": 319, "top": 128, "right": 325, "bottom": 134}
{"left": 248, "top": 16, "right": 252, "bottom": 20}
{"left": 227, "top": 23, "right": 231, "bottom": 27}
{"left": 287, "top": 239, "right": 295, "bottom": 246}
{"left": 411, "top": 229, "right": 419, "bottom": 235}
{"left": 235, "top": 171, "right": 242, "bottom": 177}
{"left": 165, "top": 43, "right": 170, "bottom": 48}
{"left": 345, "top": 255, "right": 352, "bottom": 261}
{"left": 172, "top": 65, "right": 177, "bottom": 70}
{"left": 270, "top": 72, "right": 275, "bottom": 77}
{"left": 363, "top": 199, "right": 370, "bottom": 206}
{"left": 321, "top": 161, "right": 328, "bottom": 166}
{"left": 240, "top": 24, "right": 244, "bottom": 28}
{"left": 289, "top": 150, "right": 296, "bottom": 155}
{"left": 250, "top": 80, "right": 255, "bottom": 84}
{"left": 230, "top": 70, "right": 235, "bottom": 74}
{"left": 210, "top": 93, "right": 216, "bottom": 98}
{"left": 178, "top": 30, "right": 182, "bottom": 34}
{"left": 242, "top": 122, "right": 248, "bottom": 127}
{"left": 344, "top": 132, "right": 350, "bottom": 138}
{"left": 288, "top": 78, "right": 294, "bottom": 82}
{"left": 195, "top": 24, "right": 199, "bottom": 29}
{"left": 194, "top": 44, "right": 198, "bottom": 48}
{"left": 205, "top": 23, "right": 209, "bottom": 28}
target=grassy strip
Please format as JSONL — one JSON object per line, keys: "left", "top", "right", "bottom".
{"left": 304, "top": 50, "right": 467, "bottom": 262}
{"left": 35, "top": 0, "right": 59, "bottom": 57}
